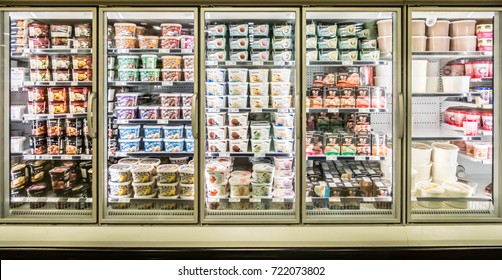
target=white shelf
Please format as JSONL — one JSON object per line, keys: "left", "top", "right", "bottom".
{"left": 412, "top": 127, "right": 481, "bottom": 141}
{"left": 458, "top": 152, "right": 492, "bottom": 165}
{"left": 412, "top": 51, "right": 492, "bottom": 59}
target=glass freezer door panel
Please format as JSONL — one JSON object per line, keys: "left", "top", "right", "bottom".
{"left": 202, "top": 9, "right": 300, "bottom": 223}
{"left": 5, "top": 10, "right": 97, "bottom": 221}
{"left": 103, "top": 10, "right": 197, "bottom": 222}
{"left": 304, "top": 11, "right": 399, "bottom": 222}
{"left": 410, "top": 10, "right": 499, "bottom": 221}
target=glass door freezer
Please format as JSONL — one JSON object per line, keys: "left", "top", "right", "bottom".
{"left": 99, "top": 8, "right": 198, "bottom": 223}
{"left": 2, "top": 8, "right": 98, "bottom": 223}
{"left": 302, "top": 8, "right": 403, "bottom": 223}
{"left": 200, "top": 8, "right": 301, "bottom": 223}
{"left": 408, "top": 7, "right": 502, "bottom": 222}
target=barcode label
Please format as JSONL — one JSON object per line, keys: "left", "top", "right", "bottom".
{"left": 11, "top": 197, "right": 24, "bottom": 202}
{"left": 159, "top": 49, "right": 170, "bottom": 53}
{"left": 115, "top": 82, "right": 126, "bottom": 86}
{"left": 116, "top": 120, "right": 129, "bottom": 124}
{"left": 85, "top": 198, "right": 93, "bottom": 203}
{"left": 328, "top": 108, "right": 338, "bottom": 113}
{"left": 272, "top": 198, "right": 284, "bottom": 203}
{"left": 225, "top": 61, "right": 236, "bottom": 66}
{"left": 61, "top": 155, "right": 72, "bottom": 160}
{"left": 251, "top": 108, "right": 262, "bottom": 113}
{"left": 326, "top": 156, "right": 337, "bottom": 161}
{"left": 181, "top": 49, "right": 192, "bottom": 53}
{"left": 254, "top": 153, "right": 265, "bottom": 157}
{"left": 49, "top": 81, "right": 57, "bottom": 86}
{"left": 355, "top": 156, "right": 365, "bottom": 160}
{"left": 71, "top": 81, "right": 78, "bottom": 86}
{"left": 207, "top": 197, "right": 220, "bottom": 203}
{"left": 206, "top": 61, "right": 217, "bottom": 66}
{"left": 117, "top": 49, "right": 129, "bottom": 54}
{"left": 228, "top": 108, "right": 239, "bottom": 112}
{"left": 363, "top": 197, "right": 376, "bottom": 202}
{"left": 278, "top": 109, "right": 289, "bottom": 113}
{"left": 71, "top": 49, "right": 78, "bottom": 54}
{"left": 219, "top": 153, "right": 230, "bottom": 157}
{"left": 229, "top": 198, "right": 240, "bottom": 202}
{"left": 208, "top": 108, "right": 220, "bottom": 113}
{"left": 274, "top": 61, "right": 285, "bottom": 66}
{"left": 359, "top": 108, "right": 369, "bottom": 113}
{"left": 252, "top": 61, "right": 264, "bottom": 66}
{"left": 157, "top": 120, "right": 169, "bottom": 124}
{"left": 249, "top": 198, "right": 261, "bottom": 203}
{"left": 342, "top": 60, "right": 353, "bottom": 66}
{"left": 162, "top": 81, "right": 174, "bottom": 86}
{"left": 370, "top": 156, "right": 380, "bottom": 161}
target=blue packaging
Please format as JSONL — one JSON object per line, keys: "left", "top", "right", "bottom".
{"left": 118, "top": 139, "right": 141, "bottom": 152}
{"left": 143, "top": 138, "right": 163, "bottom": 152}
{"left": 143, "top": 125, "right": 162, "bottom": 139}
{"left": 163, "top": 126, "right": 184, "bottom": 139}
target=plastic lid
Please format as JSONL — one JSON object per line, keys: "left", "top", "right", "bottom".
{"left": 114, "top": 23, "right": 136, "bottom": 26}
{"left": 118, "top": 139, "right": 141, "bottom": 142}
{"left": 138, "top": 35, "right": 159, "bottom": 39}
{"left": 118, "top": 125, "right": 141, "bottom": 129}
{"left": 115, "top": 92, "right": 144, "bottom": 96}
{"left": 114, "top": 36, "right": 137, "bottom": 39}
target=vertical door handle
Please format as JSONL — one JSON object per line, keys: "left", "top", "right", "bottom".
{"left": 295, "top": 91, "right": 301, "bottom": 140}
{"left": 398, "top": 92, "right": 404, "bottom": 140}
{"left": 87, "top": 92, "right": 97, "bottom": 139}
{"left": 191, "top": 92, "right": 198, "bottom": 139}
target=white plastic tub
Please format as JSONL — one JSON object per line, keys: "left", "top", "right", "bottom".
{"left": 431, "top": 162, "right": 458, "bottom": 182}
{"left": 411, "top": 142, "right": 433, "bottom": 165}
{"left": 412, "top": 76, "right": 427, "bottom": 93}
{"left": 431, "top": 142, "right": 459, "bottom": 164}
{"left": 426, "top": 77, "right": 440, "bottom": 92}
{"left": 441, "top": 76, "right": 470, "bottom": 93}
{"left": 11, "top": 136, "right": 26, "bottom": 153}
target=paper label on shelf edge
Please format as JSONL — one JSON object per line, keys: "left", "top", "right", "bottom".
{"left": 47, "top": 197, "right": 60, "bottom": 203}
{"left": 251, "top": 108, "right": 262, "bottom": 113}
{"left": 329, "top": 197, "right": 341, "bottom": 202}
{"left": 326, "top": 156, "right": 337, "bottom": 161}
{"left": 26, "top": 197, "right": 38, "bottom": 202}
{"left": 274, "top": 61, "right": 285, "bottom": 66}
{"left": 208, "top": 108, "right": 220, "bottom": 113}
{"left": 355, "top": 156, "right": 365, "bottom": 161}
{"left": 206, "top": 61, "right": 217, "bottom": 66}
{"left": 219, "top": 153, "right": 230, "bottom": 157}
{"left": 71, "top": 81, "right": 78, "bottom": 86}
{"left": 67, "top": 198, "right": 80, "bottom": 203}
{"left": 306, "top": 197, "right": 312, "bottom": 203}
{"left": 254, "top": 153, "right": 265, "bottom": 157}
{"left": 118, "top": 198, "right": 130, "bottom": 203}
{"left": 116, "top": 120, "right": 129, "bottom": 124}
{"left": 342, "top": 60, "right": 353, "bottom": 66}
{"left": 24, "top": 82, "right": 34, "bottom": 86}
{"left": 328, "top": 108, "right": 337, "bottom": 113}
{"left": 208, "top": 197, "right": 220, "bottom": 202}
{"left": 426, "top": 17, "right": 437, "bottom": 27}
{"left": 272, "top": 198, "right": 285, "bottom": 203}
{"left": 363, "top": 197, "right": 376, "bottom": 202}
{"left": 181, "top": 49, "right": 192, "bottom": 53}
{"left": 229, "top": 198, "right": 240, "bottom": 203}
{"left": 225, "top": 61, "right": 236, "bottom": 66}
{"left": 49, "top": 81, "right": 57, "bottom": 86}
{"left": 118, "top": 49, "right": 129, "bottom": 54}
{"left": 359, "top": 108, "right": 369, "bottom": 113}
{"left": 159, "top": 49, "right": 170, "bottom": 53}
{"left": 277, "top": 108, "right": 289, "bottom": 113}
{"left": 23, "top": 49, "right": 30, "bottom": 53}
{"left": 162, "top": 81, "right": 174, "bottom": 86}
{"left": 11, "top": 197, "right": 24, "bottom": 202}
{"left": 252, "top": 61, "right": 264, "bottom": 66}
{"left": 115, "top": 82, "right": 126, "bottom": 86}
{"left": 157, "top": 120, "right": 169, "bottom": 124}
{"left": 228, "top": 108, "right": 239, "bottom": 112}
{"left": 250, "top": 198, "right": 261, "bottom": 203}
{"left": 71, "top": 49, "right": 78, "bottom": 54}
{"left": 370, "top": 156, "right": 380, "bottom": 161}
{"left": 61, "top": 155, "right": 72, "bottom": 160}
{"left": 85, "top": 198, "right": 93, "bottom": 203}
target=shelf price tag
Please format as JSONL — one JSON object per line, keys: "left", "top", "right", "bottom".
{"left": 71, "top": 81, "right": 78, "bottom": 86}
{"left": 355, "top": 156, "right": 365, "bottom": 161}
{"left": 306, "top": 197, "right": 312, "bottom": 203}
{"left": 49, "top": 81, "right": 57, "bottom": 86}
{"left": 342, "top": 60, "right": 353, "bottom": 66}
{"left": 277, "top": 108, "right": 289, "bottom": 113}
{"left": 116, "top": 120, "right": 129, "bottom": 124}
{"left": 254, "top": 153, "right": 265, "bottom": 158}
{"left": 272, "top": 198, "right": 285, "bottom": 203}
{"left": 251, "top": 108, "right": 262, "bottom": 113}
{"left": 24, "top": 81, "right": 34, "bottom": 86}
{"left": 329, "top": 197, "right": 341, "bottom": 202}
{"left": 274, "top": 61, "right": 285, "bottom": 66}
{"left": 23, "top": 48, "right": 31, "bottom": 54}
{"left": 162, "top": 81, "right": 174, "bottom": 86}
{"left": 327, "top": 108, "right": 338, "bottom": 113}
{"left": 118, "top": 197, "right": 130, "bottom": 203}
{"left": 159, "top": 49, "right": 170, "bottom": 53}
{"left": 252, "top": 61, "right": 264, "bottom": 66}
{"left": 67, "top": 198, "right": 81, "bottom": 203}
{"left": 61, "top": 155, "right": 72, "bottom": 160}
{"left": 158, "top": 120, "right": 170, "bottom": 124}
{"left": 26, "top": 197, "right": 39, "bottom": 203}
{"left": 228, "top": 108, "right": 239, "bottom": 113}
{"left": 70, "top": 49, "right": 78, "bottom": 54}
{"left": 225, "top": 61, "right": 237, "bottom": 66}
{"left": 115, "top": 81, "right": 126, "bottom": 86}
{"left": 219, "top": 153, "right": 230, "bottom": 157}
{"left": 85, "top": 198, "right": 93, "bottom": 203}
{"left": 369, "top": 156, "right": 380, "bottom": 161}
{"left": 359, "top": 108, "right": 369, "bottom": 113}
{"left": 11, "top": 197, "right": 25, "bottom": 203}
{"left": 117, "top": 49, "right": 129, "bottom": 54}
{"left": 326, "top": 156, "right": 337, "bottom": 161}
{"left": 206, "top": 61, "right": 217, "bottom": 66}
{"left": 47, "top": 197, "right": 60, "bottom": 203}
{"left": 181, "top": 49, "right": 192, "bottom": 53}
{"left": 363, "top": 197, "right": 376, "bottom": 202}
{"left": 229, "top": 198, "right": 240, "bottom": 203}
{"left": 207, "top": 108, "right": 220, "bottom": 113}
{"left": 208, "top": 197, "right": 220, "bottom": 203}
{"left": 249, "top": 198, "right": 261, "bottom": 203}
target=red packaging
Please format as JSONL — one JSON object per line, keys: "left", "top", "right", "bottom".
{"left": 47, "top": 119, "right": 64, "bottom": 137}
{"left": 161, "top": 24, "right": 182, "bottom": 36}
{"left": 48, "top": 101, "right": 67, "bottom": 114}
{"left": 160, "top": 36, "right": 180, "bottom": 49}
{"left": 52, "top": 69, "right": 71, "bottom": 82}
{"left": 69, "top": 101, "right": 87, "bottom": 114}
{"left": 68, "top": 87, "right": 90, "bottom": 101}
{"left": 47, "top": 87, "right": 67, "bottom": 102}
{"left": 28, "top": 87, "right": 46, "bottom": 102}
{"left": 72, "top": 55, "right": 92, "bottom": 69}
{"left": 28, "top": 37, "right": 50, "bottom": 49}
{"left": 72, "top": 69, "right": 92, "bottom": 82}
{"left": 454, "top": 110, "right": 467, "bottom": 127}
{"left": 47, "top": 137, "right": 64, "bottom": 155}
{"left": 444, "top": 108, "right": 456, "bottom": 125}
{"left": 370, "top": 87, "right": 386, "bottom": 109}
{"left": 359, "top": 66, "right": 373, "bottom": 86}
{"left": 477, "top": 32, "right": 493, "bottom": 39}
{"left": 472, "top": 61, "right": 492, "bottom": 78}
{"left": 464, "top": 111, "right": 481, "bottom": 128}
{"left": 73, "top": 37, "right": 91, "bottom": 49}
{"left": 464, "top": 61, "right": 473, "bottom": 77}
{"left": 355, "top": 87, "right": 370, "bottom": 108}
{"left": 32, "top": 101, "right": 47, "bottom": 114}
{"left": 29, "top": 23, "right": 49, "bottom": 37}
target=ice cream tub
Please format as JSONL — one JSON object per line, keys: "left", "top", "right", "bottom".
{"left": 185, "top": 126, "right": 193, "bottom": 139}
{"left": 229, "top": 178, "right": 250, "bottom": 198}
{"left": 271, "top": 95, "right": 292, "bottom": 108}
{"left": 206, "top": 50, "right": 227, "bottom": 61}
{"left": 227, "top": 95, "right": 247, "bottom": 108}
{"left": 181, "top": 93, "right": 193, "bottom": 107}
{"left": 162, "top": 126, "right": 183, "bottom": 139}
{"left": 416, "top": 181, "right": 445, "bottom": 209}
{"left": 115, "top": 93, "right": 142, "bottom": 107}
{"left": 431, "top": 142, "right": 459, "bottom": 164}
{"left": 229, "top": 24, "right": 248, "bottom": 36}
{"left": 272, "top": 50, "right": 292, "bottom": 62}
{"left": 160, "top": 107, "right": 180, "bottom": 119}
{"left": 143, "top": 138, "right": 163, "bottom": 152}
{"left": 109, "top": 181, "right": 132, "bottom": 196}
{"left": 160, "top": 36, "right": 180, "bottom": 49}
{"left": 118, "top": 125, "right": 140, "bottom": 140}
{"left": 157, "top": 164, "right": 179, "bottom": 183}
{"left": 273, "top": 24, "right": 293, "bottom": 37}
{"left": 230, "top": 51, "right": 248, "bottom": 61}
{"left": 206, "top": 82, "right": 226, "bottom": 96}
{"left": 164, "top": 139, "right": 184, "bottom": 152}
{"left": 228, "top": 83, "right": 248, "bottom": 96}
{"left": 139, "top": 69, "right": 160, "bottom": 81}
{"left": 227, "top": 126, "right": 248, "bottom": 140}
{"left": 451, "top": 20, "right": 476, "bottom": 37}
{"left": 141, "top": 55, "right": 158, "bottom": 69}
{"left": 251, "top": 38, "right": 270, "bottom": 50}
{"left": 338, "top": 37, "right": 358, "bottom": 49}
{"left": 317, "top": 23, "right": 337, "bottom": 37}
{"left": 306, "top": 50, "right": 318, "bottom": 61}
{"left": 274, "top": 157, "right": 293, "bottom": 170}
{"left": 227, "top": 68, "right": 248, "bottom": 83}
{"left": 359, "top": 49, "right": 380, "bottom": 61}
{"left": 114, "top": 36, "right": 136, "bottom": 49}
{"left": 250, "top": 139, "right": 271, "bottom": 153}
{"left": 208, "top": 24, "right": 227, "bottom": 37}
{"left": 207, "top": 37, "right": 226, "bottom": 50}
{"left": 206, "top": 112, "right": 226, "bottom": 126}
{"left": 250, "top": 123, "right": 270, "bottom": 140}
{"left": 161, "top": 24, "right": 181, "bottom": 36}
{"left": 431, "top": 162, "right": 458, "bottom": 182}
{"left": 228, "top": 112, "right": 248, "bottom": 127}
{"left": 250, "top": 24, "right": 269, "bottom": 36}
{"left": 118, "top": 138, "right": 140, "bottom": 152}
{"left": 270, "top": 82, "right": 291, "bottom": 96}
{"left": 250, "top": 181, "right": 272, "bottom": 198}
{"left": 132, "top": 180, "right": 155, "bottom": 196}
{"left": 159, "top": 93, "right": 180, "bottom": 107}
{"left": 206, "top": 163, "right": 227, "bottom": 184}
{"left": 143, "top": 125, "right": 162, "bottom": 139}
{"left": 273, "top": 37, "right": 293, "bottom": 50}
{"left": 250, "top": 50, "right": 270, "bottom": 61}
{"left": 230, "top": 37, "right": 249, "bottom": 50}
{"left": 338, "top": 23, "right": 363, "bottom": 37}
{"left": 115, "top": 106, "right": 136, "bottom": 119}
{"left": 158, "top": 181, "right": 178, "bottom": 198}
{"left": 206, "top": 69, "right": 226, "bottom": 83}
{"left": 319, "top": 49, "right": 340, "bottom": 61}
{"left": 451, "top": 36, "right": 477, "bottom": 52}
{"left": 138, "top": 36, "right": 159, "bottom": 49}
{"left": 271, "top": 69, "right": 291, "bottom": 83}
{"left": 52, "top": 69, "right": 71, "bottom": 81}
{"left": 30, "top": 55, "right": 49, "bottom": 70}
{"left": 274, "top": 172, "right": 294, "bottom": 190}
{"left": 185, "top": 139, "right": 194, "bottom": 152}
{"left": 229, "top": 139, "right": 249, "bottom": 153}
{"left": 274, "top": 112, "right": 295, "bottom": 126}
{"left": 412, "top": 142, "right": 432, "bottom": 165}
{"left": 161, "top": 56, "right": 181, "bottom": 69}
{"left": 207, "top": 139, "right": 227, "bottom": 153}
{"left": 273, "top": 126, "right": 293, "bottom": 140}
{"left": 183, "top": 55, "right": 194, "bottom": 69}
{"left": 274, "top": 139, "right": 294, "bottom": 153}
{"left": 249, "top": 83, "right": 269, "bottom": 96}
{"left": 250, "top": 95, "right": 269, "bottom": 109}
{"left": 207, "top": 126, "right": 227, "bottom": 140}
{"left": 114, "top": 23, "right": 136, "bottom": 36}
{"left": 207, "top": 182, "right": 228, "bottom": 198}
{"left": 180, "top": 35, "right": 194, "bottom": 49}
{"left": 306, "top": 37, "right": 317, "bottom": 49}
{"left": 318, "top": 37, "right": 338, "bottom": 49}
{"left": 249, "top": 69, "right": 269, "bottom": 83}
{"left": 117, "top": 69, "right": 139, "bottom": 81}
{"left": 138, "top": 105, "right": 158, "bottom": 120}
{"left": 206, "top": 95, "right": 226, "bottom": 108}
{"left": 161, "top": 69, "right": 181, "bottom": 81}
{"left": 252, "top": 163, "right": 275, "bottom": 183}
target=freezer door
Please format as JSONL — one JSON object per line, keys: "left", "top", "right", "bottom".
{"left": 201, "top": 8, "right": 301, "bottom": 224}
{"left": 100, "top": 8, "right": 198, "bottom": 224}
{"left": 408, "top": 8, "right": 502, "bottom": 222}
{"left": 302, "top": 8, "right": 402, "bottom": 223}
{"left": 2, "top": 8, "right": 98, "bottom": 223}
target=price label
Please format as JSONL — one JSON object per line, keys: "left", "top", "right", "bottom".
{"left": 225, "top": 61, "right": 237, "bottom": 66}
{"left": 326, "top": 156, "right": 337, "bottom": 161}
{"left": 159, "top": 49, "right": 170, "bottom": 53}
{"left": 306, "top": 197, "right": 312, "bottom": 203}
{"left": 115, "top": 82, "right": 126, "bottom": 86}
{"left": 118, "top": 197, "right": 130, "bottom": 203}
{"left": 359, "top": 108, "right": 369, "bottom": 113}
{"left": 67, "top": 198, "right": 81, "bottom": 203}
{"left": 71, "top": 81, "right": 78, "bottom": 86}
{"left": 181, "top": 49, "right": 192, "bottom": 53}
{"left": 342, "top": 60, "right": 353, "bottom": 66}
{"left": 61, "top": 155, "right": 72, "bottom": 160}
{"left": 229, "top": 198, "right": 240, "bottom": 203}
{"left": 355, "top": 156, "right": 365, "bottom": 161}
{"left": 47, "top": 197, "right": 60, "bottom": 203}
{"left": 116, "top": 120, "right": 129, "bottom": 124}
{"left": 250, "top": 198, "right": 261, "bottom": 203}
{"left": 208, "top": 197, "right": 220, "bottom": 203}
{"left": 158, "top": 119, "right": 170, "bottom": 124}
{"left": 162, "top": 81, "right": 174, "bottom": 86}
{"left": 228, "top": 108, "right": 239, "bottom": 112}
{"left": 328, "top": 108, "right": 338, "bottom": 113}
{"left": 272, "top": 198, "right": 285, "bottom": 203}
{"left": 85, "top": 198, "right": 93, "bottom": 203}
{"left": 117, "top": 49, "right": 129, "bottom": 54}
{"left": 252, "top": 61, "right": 264, "bottom": 66}
{"left": 47, "top": 114, "right": 55, "bottom": 119}
{"left": 370, "top": 156, "right": 380, "bottom": 161}
{"left": 363, "top": 197, "right": 376, "bottom": 202}
{"left": 274, "top": 61, "right": 286, "bottom": 66}
{"left": 206, "top": 61, "right": 217, "bottom": 66}
{"left": 23, "top": 48, "right": 31, "bottom": 54}
{"left": 11, "top": 197, "right": 24, "bottom": 203}
{"left": 254, "top": 153, "right": 265, "bottom": 158}
{"left": 329, "top": 197, "right": 341, "bottom": 202}
{"left": 277, "top": 108, "right": 289, "bottom": 113}
{"left": 71, "top": 49, "right": 78, "bottom": 54}
{"left": 208, "top": 108, "right": 220, "bottom": 113}
{"left": 251, "top": 108, "right": 262, "bottom": 113}
{"left": 26, "top": 197, "right": 39, "bottom": 203}
{"left": 49, "top": 81, "right": 57, "bottom": 86}
{"left": 24, "top": 81, "right": 34, "bottom": 86}
{"left": 220, "top": 153, "right": 230, "bottom": 157}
